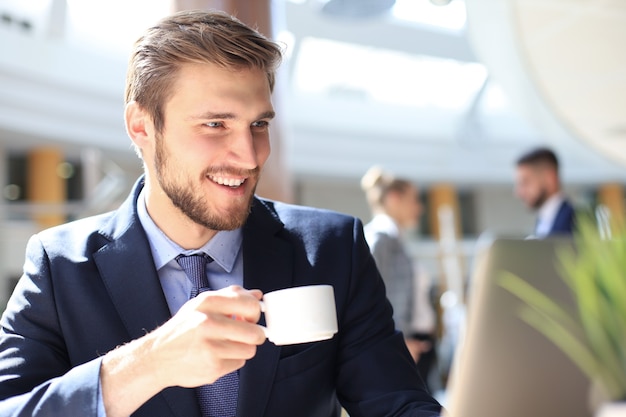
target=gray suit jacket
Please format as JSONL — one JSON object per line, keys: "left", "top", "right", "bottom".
{"left": 364, "top": 216, "right": 415, "bottom": 336}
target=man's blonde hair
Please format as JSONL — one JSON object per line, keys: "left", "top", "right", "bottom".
{"left": 125, "top": 10, "right": 283, "bottom": 134}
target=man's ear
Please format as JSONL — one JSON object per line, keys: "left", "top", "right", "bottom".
{"left": 125, "top": 101, "right": 152, "bottom": 150}
{"left": 552, "top": 172, "right": 562, "bottom": 192}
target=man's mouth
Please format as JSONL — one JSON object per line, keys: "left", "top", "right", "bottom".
{"left": 208, "top": 174, "right": 246, "bottom": 188}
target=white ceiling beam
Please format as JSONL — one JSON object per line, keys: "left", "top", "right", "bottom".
{"left": 285, "top": 1, "right": 477, "bottom": 62}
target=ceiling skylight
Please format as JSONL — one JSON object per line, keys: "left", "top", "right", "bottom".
{"left": 293, "top": 36, "right": 487, "bottom": 110}
{"left": 392, "top": 0, "right": 467, "bottom": 31}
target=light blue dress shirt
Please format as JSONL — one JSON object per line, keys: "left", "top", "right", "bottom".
{"left": 97, "top": 190, "right": 244, "bottom": 416}
{"left": 136, "top": 189, "right": 244, "bottom": 314}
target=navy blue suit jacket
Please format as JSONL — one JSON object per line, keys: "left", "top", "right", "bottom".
{"left": 0, "top": 178, "right": 441, "bottom": 417}
{"left": 547, "top": 200, "right": 576, "bottom": 236}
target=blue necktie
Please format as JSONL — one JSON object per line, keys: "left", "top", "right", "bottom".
{"left": 176, "top": 254, "right": 240, "bottom": 417}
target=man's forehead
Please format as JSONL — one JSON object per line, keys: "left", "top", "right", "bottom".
{"left": 518, "top": 163, "right": 550, "bottom": 173}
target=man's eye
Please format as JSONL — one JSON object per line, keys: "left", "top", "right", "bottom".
{"left": 205, "top": 121, "right": 223, "bottom": 128}
{"left": 252, "top": 121, "right": 269, "bottom": 128}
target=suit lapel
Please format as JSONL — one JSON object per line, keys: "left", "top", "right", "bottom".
{"left": 550, "top": 200, "right": 569, "bottom": 233}
{"left": 237, "top": 198, "right": 293, "bottom": 417}
{"left": 94, "top": 219, "right": 171, "bottom": 340}
{"left": 94, "top": 179, "right": 201, "bottom": 417}
{"left": 95, "top": 189, "right": 292, "bottom": 417}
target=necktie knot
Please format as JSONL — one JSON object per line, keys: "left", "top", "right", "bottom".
{"left": 176, "top": 253, "right": 213, "bottom": 299}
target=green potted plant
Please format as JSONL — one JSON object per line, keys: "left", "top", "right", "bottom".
{"left": 499, "top": 215, "right": 626, "bottom": 416}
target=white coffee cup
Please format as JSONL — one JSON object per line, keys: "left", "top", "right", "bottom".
{"left": 260, "top": 284, "right": 338, "bottom": 346}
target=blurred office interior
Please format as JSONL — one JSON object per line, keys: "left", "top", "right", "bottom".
{"left": 0, "top": 0, "right": 624, "bottom": 390}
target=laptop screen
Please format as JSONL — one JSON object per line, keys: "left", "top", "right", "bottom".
{"left": 444, "top": 238, "right": 591, "bottom": 417}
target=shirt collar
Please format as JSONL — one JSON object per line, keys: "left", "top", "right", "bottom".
{"left": 370, "top": 213, "right": 401, "bottom": 237}
{"left": 537, "top": 192, "right": 565, "bottom": 224}
{"left": 136, "top": 189, "right": 242, "bottom": 273}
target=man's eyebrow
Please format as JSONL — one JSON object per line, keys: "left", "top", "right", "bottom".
{"left": 187, "top": 110, "right": 276, "bottom": 121}
{"left": 188, "top": 112, "right": 235, "bottom": 121}
{"left": 258, "top": 110, "right": 276, "bottom": 120}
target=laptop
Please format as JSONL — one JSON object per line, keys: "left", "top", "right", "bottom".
{"left": 444, "top": 238, "right": 592, "bottom": 417}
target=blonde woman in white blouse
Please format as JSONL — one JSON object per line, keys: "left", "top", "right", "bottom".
{"left": 361, "top": 166, "right": 428, "bottom": 364}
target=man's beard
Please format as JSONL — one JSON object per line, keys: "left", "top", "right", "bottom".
{"left": 530, "top": 188, "right": 548, "bottom": 210}
{"left": 154, "top": 133, "right": 257, "bottom": 231}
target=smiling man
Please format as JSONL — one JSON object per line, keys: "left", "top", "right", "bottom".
{"left": 133, "top": 60, "right": 274, "bottom": 246}
{"left": 0, "top": 10, "right": 441, "bottom": 417}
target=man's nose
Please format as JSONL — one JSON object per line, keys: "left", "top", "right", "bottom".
{"left": 229, "top": 129, "right": 259, "bottom": 170}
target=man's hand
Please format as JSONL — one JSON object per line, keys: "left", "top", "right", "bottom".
{"left": 100, "top": 285, "right": 265, "bottom": 417}
{"left": 148, "top": 285, "right": 265, "bottom": 387}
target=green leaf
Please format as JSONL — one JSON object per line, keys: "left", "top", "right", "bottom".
{"left": 497, "top": 214, "right": 626, "bottom": 401}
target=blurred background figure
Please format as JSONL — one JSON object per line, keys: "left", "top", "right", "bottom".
{"left": 514, "top": 147, "right": 576, "bottom": 238}
{"left": 361, "top": 166, "right": 438, "bottom": 391}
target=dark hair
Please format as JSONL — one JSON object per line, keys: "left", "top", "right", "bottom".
{"left": 516, "top": 147, "right": 559, "bottom": 171}
{"left": 125, "top": 10, "right": 283, "bottom": 134}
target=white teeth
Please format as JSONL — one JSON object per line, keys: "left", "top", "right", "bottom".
{"left": 208, "top": 175, "right": 245, "bottom": 187}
